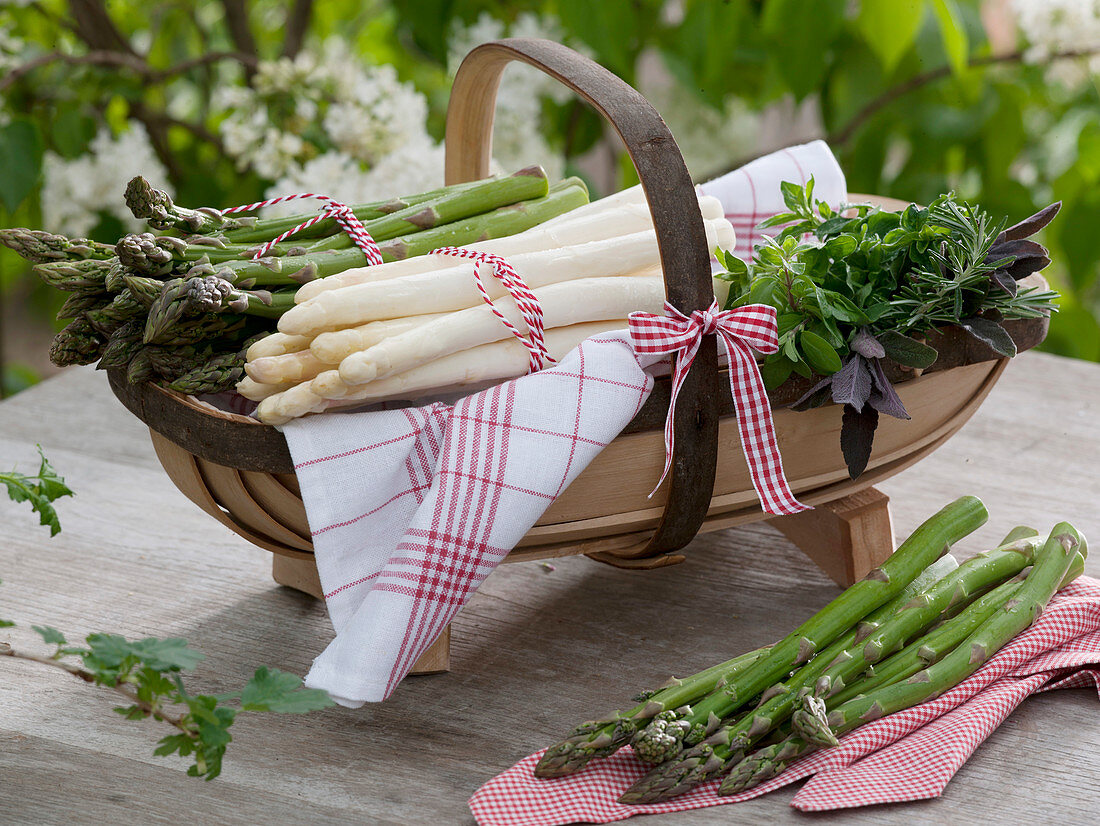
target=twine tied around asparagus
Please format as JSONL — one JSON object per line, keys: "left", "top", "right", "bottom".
{"left": 217, "top": 193, "right": 385, "bottom": 263}
{"left": 428, "top": 246, "right": 555, "bottom": 374}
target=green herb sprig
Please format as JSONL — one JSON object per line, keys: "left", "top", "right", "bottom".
{"left": 1, "top": 445, "right": 73, "bottom": 536}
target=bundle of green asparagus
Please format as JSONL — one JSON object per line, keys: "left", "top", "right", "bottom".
{"left": 533, "top": 497, "right": 1087, "bottom": 805}
{"left": 3, "top": 166, "right": 590, "bottom": 395}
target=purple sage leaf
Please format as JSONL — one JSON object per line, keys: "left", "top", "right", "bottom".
{"left": 851, "top": 329, "right": 886, "bottom": 359}
{"left": 996, "top": 202, "right": 1061, "bottom": 244}
{"left": 990, "top": 269, "right": 1018, "bottom": 296}
{"left": 830, "top": 355, "right": 873, "bottom": 411}
{"left": 841, "top": 404, "right": 879, "bottom": 480}
{"left": 790, "top": 375, "right": 833, "bottom": 411}
{"left": 958, "top": 317, "right": 1017, "bottom": 358}
{"left": 867, "top": 358, "right": 911, "bottom": 420}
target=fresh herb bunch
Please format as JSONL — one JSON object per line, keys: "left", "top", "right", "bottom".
{"left": 716, "top": 180, "right": 1060, "bottom": 477}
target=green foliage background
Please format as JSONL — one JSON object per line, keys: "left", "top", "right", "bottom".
{"left": 1, "top": 0, "right": 1097, "bottom": 391}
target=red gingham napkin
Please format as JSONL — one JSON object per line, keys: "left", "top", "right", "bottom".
{"left": 468, "top": 576, "right": 1100, "bottom": 823}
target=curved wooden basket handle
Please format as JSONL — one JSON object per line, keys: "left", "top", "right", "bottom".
{"left": 446, "top": 38, "right": 719, "bottom": 561}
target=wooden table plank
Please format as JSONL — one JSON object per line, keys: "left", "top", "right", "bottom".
{"left": 1, "top": 353, "right": 1098, "bottom": 825}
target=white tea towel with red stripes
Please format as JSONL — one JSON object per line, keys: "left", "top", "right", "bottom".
{"left": 699, "top": 139, "right": 848, "bottom": 262}
{"left": 284, "top": 332, "right": 654, "bottom": 705}
{"left": 469, "top": 576, "right": 1100, "bottom": 823}
{"left": 279, "top": 143, "right": 848, "bottom": 705}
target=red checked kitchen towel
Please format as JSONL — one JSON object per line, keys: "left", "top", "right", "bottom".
{"left": 278, "top": 142, "right": 848, "bottom": 705}
{"left": 468, "top": 576, "right": 1100, "bottom": 823}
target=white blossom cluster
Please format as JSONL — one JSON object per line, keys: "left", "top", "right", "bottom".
{"left": 1011, "top": 0, "right": 1100, "bottom": 80}
{"left": 41, "top": 124, "right": 172, "bottom": 237}
{"left": 447, "top": 12, "right": 568, "bottom": 181}
{"left": 212, "top": 41, "right": 447, "bottom": 215}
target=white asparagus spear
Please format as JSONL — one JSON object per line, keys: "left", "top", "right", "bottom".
{"left": 310, "top": 369, "right": 353, "bottom": 400}
{"left": 246, "top": 332, "right": 312, "bottom": 360}
{"left": 256, "top": 320, "right": 627, "bottom": 425}
{"left": 236, "top": 375, "right": 284, "bottom": 401}
{"left": 534, "top": 184, "right": 644, "bottom": 229}
{"left": 292, "top": 193, "right": 726, "bottom": 302}
{"left": 280, "top": 218, "right": 736, "bottom": 336}
{"left": 308, "top": 312, "right": 449, "bottom": 365}
{"left": 244, "top": 349, "right": 333, "bottom": 385}
{"left": 338, "top": 273, "right": 665, "bottom": 385}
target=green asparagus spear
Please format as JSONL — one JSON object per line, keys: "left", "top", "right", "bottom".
{"left": 33, "top": 259, "right": 112, "bottom": 292}
{"left": 362, "top": 179, "right": 589, "bottom": 261}
{"left": 143, "top": 343, "right": 217, "bottom": 381}
{"left": 534, "top": 646, "right": 772, "bottom": 779}
{"left": 143, "top": 279, "right": 194, "bottom": 344}
{"left": 621, "top": 534, "right": 1041, "bottom": 802}
{"left": 828, "top": 547, "right": 1087, "bottom": 707}
{"left": 122, "top": 274, "right": 167, "bottom": 308}
{"left": 166, "top": 351, "right": 245, "bottom": 395}
{"left": 142, "top": 314, "right": 253, "bottom": 348}
{"left": 116, "top": 232, "right": 300, "bottom": 276}
{"left": 103, "top": 259, "right": 130, "bottom": 294}
{"left": 536, "top": 554, "right": 960, "bottom": 779}
{"left": 125, "top": 177, "right": 245, "bottom": 235}
{"left": 49, "top": 318, "right": 105, "bottom": 366}
{"left": 57, "top": 291, "right": 111, "bottom": 320}
{"left": 96, "top": 321, "right": 145, "bottom": 370}
{"left": 0, "top": 228, "right": 115, "bottom": 263}
{"left": 85, "top": 289, "right": 145, "bottom": 337}
{"left": 206, "top": 176, "right": 579, "bottom": 288}
{"left": 219, "top": 179, "right": 486, "bottom": 244}
{"left": 126, "top": 346, "right": 157, "bottom": 383}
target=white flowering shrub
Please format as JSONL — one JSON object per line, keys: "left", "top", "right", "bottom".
{"left": 41, "top": 126, "right": 171, "bottom": 237}
{"left": 447, "top": 12, "right": 568, "bottom": 182}
{"left": 211, "top": 41, "right": 446, "bottom": 215}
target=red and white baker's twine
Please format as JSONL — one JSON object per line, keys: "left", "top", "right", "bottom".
{"left": 429, "top": 247, "right": 554, "bottom": 373}
{"left": 628, "top": 300, "right": 808, "bottom": 516}
{"left": 218, "top": 193, "right": 384, "bottom": 264}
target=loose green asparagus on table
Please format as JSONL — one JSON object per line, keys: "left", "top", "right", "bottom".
{"left": 531, "top": 507, "right": 1087, "bottom": 807}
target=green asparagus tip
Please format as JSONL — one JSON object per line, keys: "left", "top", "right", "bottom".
{"left": 513, "top": 164, "right": 548, "bottom": 180}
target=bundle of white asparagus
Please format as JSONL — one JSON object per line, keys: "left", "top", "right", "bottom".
{"left": 239, "top": 186, "right": 736, "bottom": 425}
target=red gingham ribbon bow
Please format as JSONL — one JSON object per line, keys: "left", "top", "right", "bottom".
{"left": 219, "top": 193, "right": 385, "bottom": 264}
{"left": 628, "top": 300, "right": 808, "bottom": 515}
{"left": 429, "top": 247, "right": 554, "bottom": 373}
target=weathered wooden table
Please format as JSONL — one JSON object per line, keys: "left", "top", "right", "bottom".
{"left": 1, "top": 353, "right": 1098, "bottom": 824}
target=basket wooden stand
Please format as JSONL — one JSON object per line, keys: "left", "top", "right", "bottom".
{"left": 107, "top": 39, "right": 1047, "bottom": 678}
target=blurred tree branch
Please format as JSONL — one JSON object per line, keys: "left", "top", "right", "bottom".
{"left": 283, "top": 0, "right": 315, "bottom": 59}
{"left": 222, "top": 0, "right": 259, "bottom": 80}
{"left": 67, "top": 0, "right": 137, "bottom": 55}
{"left": 0, "top": 50, "right": 258, "bottom": 93}
{"left": 827, "top": 49, "right": 1100, "bottom": 148}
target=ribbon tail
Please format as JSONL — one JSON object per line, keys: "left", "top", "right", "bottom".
{"left": 723, "top": 335, "right": 810, "bottom": 515}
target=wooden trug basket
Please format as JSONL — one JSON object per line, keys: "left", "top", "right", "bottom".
{"left": 107, "top": 39, "right": 1048, "bottom": 675}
